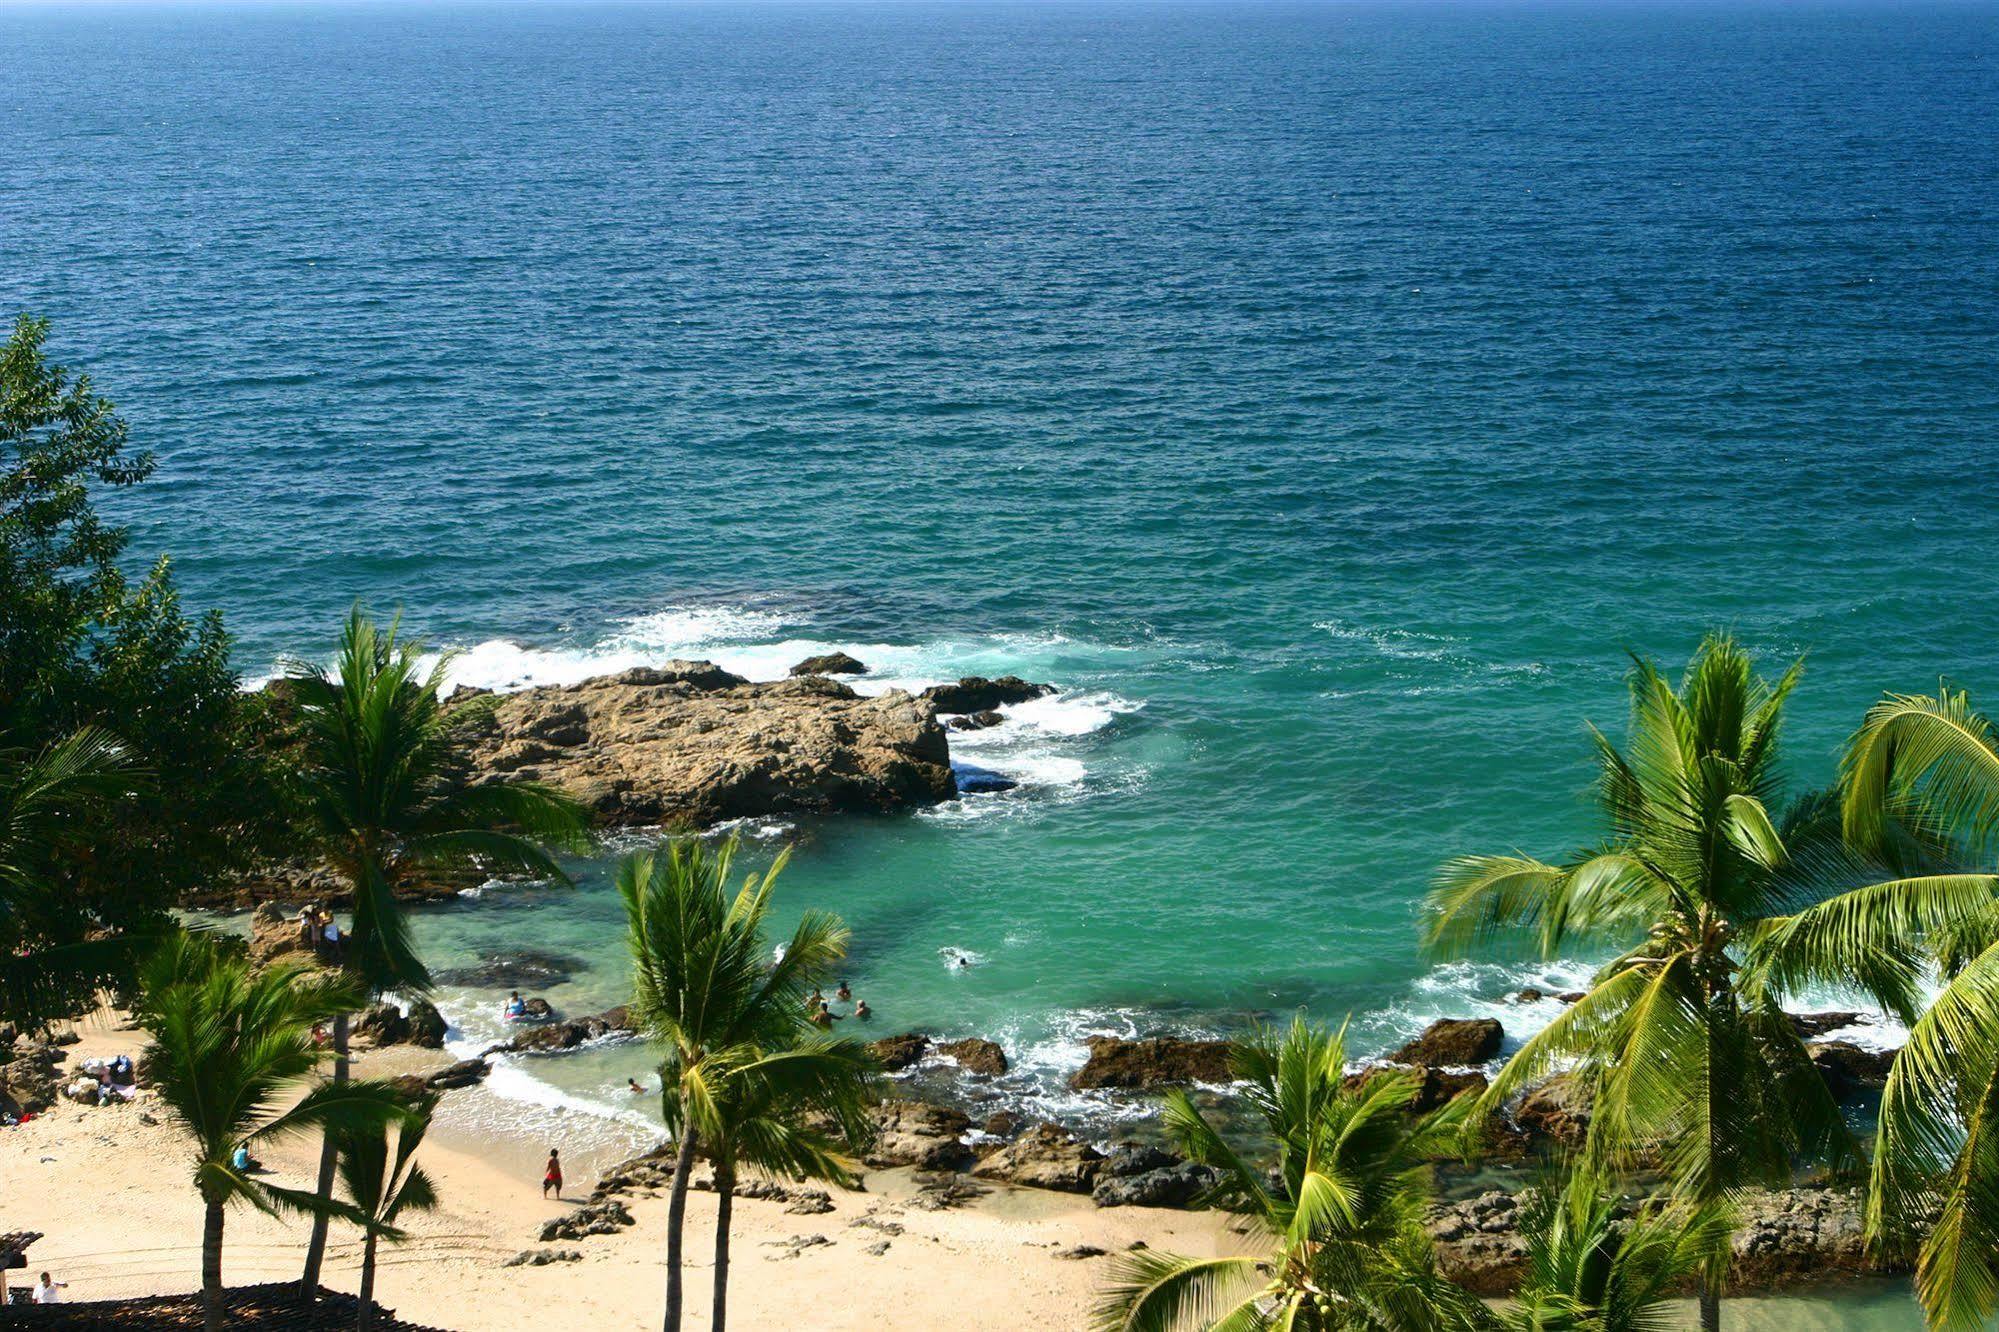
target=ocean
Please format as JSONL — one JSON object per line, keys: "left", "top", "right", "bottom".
{"left": 4, "top": 2, "right": 1995, "bottom": 1319}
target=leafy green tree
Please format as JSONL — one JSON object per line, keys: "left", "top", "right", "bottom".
{"left": 1, "top": 314, "right": 284, "bottom": 999}
{"left": 1422, "top": 635, "right": 1929, "bottom": 1332}
{"left": 337, "top": 1090, "right": 441, "bottom": 1332}
{"left": 1503, "top": 1170, "right": 1729, "bottom": 1332}
{"left": 620, "top": 834, "right": 852, "bottom": 1332}
{"left": 0, "top": 728, "right": 138, "bottom": 1026}
{"left": 288, "top": 606, "right": 587, "bottom": 1294}
{"left": 1094, "top": 1018, "right": 1486, "bottom": 1332}
{"left": 135, "top": 931, "right": 406, "bottom": 1332}
{"left": 678, "top": 1038, "right": 879, "bottom": 1332}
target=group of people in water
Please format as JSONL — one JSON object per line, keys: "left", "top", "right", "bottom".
{"left": 807, "top": 980, "right": 870, "bottom": 1027}
{"left": 294, "top": 904, "right": 343, "bottom": 962}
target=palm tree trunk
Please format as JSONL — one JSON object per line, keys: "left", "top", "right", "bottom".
{"left": 357, "top": 1231, "right": 378, "bottom": 1332}
{"left": 1699, "top": 1274, "right": 1721, "bottom": 1332}
{"left": 710, "top": 1161, "right": 735, "bottom": 1332}
{"left": 663, "top": 1125, "right": 700, "bottom": 1332}
{"left": 300, "top": 1009, "right": 351, "bottom": 1296}
{"left": 202, "top": 1194, "right": 226, "bottom": 1332}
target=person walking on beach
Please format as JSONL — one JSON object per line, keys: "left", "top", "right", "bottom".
{"left": 542, "top": 1149, "right": 563, "bottom": 1199}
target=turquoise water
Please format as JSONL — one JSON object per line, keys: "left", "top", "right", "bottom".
{"left": 7, "top": 4, "right": 1998, "bottom": 1314}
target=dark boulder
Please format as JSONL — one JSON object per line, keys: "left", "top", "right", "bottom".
{"left": 1071, "top": 1036, "right": 1233, "bottom": 1091}
{"left": 790, "top": 653, "right": 867, "bottom": 677}
{"left": 1512, "top": 1074, "right": 1591, "bottom": 1147}
{"left": 938, "top": 1038, "right": 1008, "bottom": 1076}
{"left": 868, "top": 1033, "right": 931, "bottom": 1072}
{"left": 947, "top": 711, "right": 1006, "bottom": 732}
{"left": 426, "top": 1059, "right": 491, "bottom": 1092}
{"left": 1392, "top": 1018, "right": 1503, "bottom": 1068}
{"left": 521, "top": 998, "right": 556, "bottom": 1020}
{"left": 1810, "top": 1041, "right": 1895, "bottom": 1096}
{"left": 1791, "top": 1011, "right": 1865, "bottom": 1039}
{"left": 434, "top": 949, "right": 585, "bottom": 990}
{"left": 954, "top": 768, "right": 1019, "bottom": 795}
{"left": 538, "top": 1200, "right": 635, "bottom": 1242}
{"left": 921, "top": 677, "right": 1055, "bottom": 715}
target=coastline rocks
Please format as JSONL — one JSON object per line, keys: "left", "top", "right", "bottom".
{"left": 868, "top": 1033, "right": 932, "bottom": 1072}
{"left": 538, "top": 1200, "right": 635, "bottom": 1242}
{"left": 790, "top": 652, "right": 867, "bottom": 677}
{"left": 1791, "top": 1011, "right": 1864, "bottom": 1039}
{"left": 355, "top": 997, "right": 448, "bottom": 1050}
{"left": 1809, "top": 1041, "right": 1895, "bottom": 1096}
{"left": 864, "top": 1100, "right": 975, "bottom": 1170}
{"left": 921, "top": 677, "right": 1054, "bottom": 715}
{"left": 504, "top": 1248, "right": 582, "bottom": 1267}
{"left": 947, "top": 711, "right": 1006, "bottom": 732}
{"left": 248, "top": 902, "right": 320, "bottom": 967}
{"left": 1347, "top": 1064, "right": 1488, "bottom": 1114}
{"left": 1392, "top": 1018, "right": 1503, "bottom": 1068}
{"left": 424, "top": 1059, "right": 492, "bottom": 1092}
{"left": 953, "top": 769, "right": 1019, "bottom": 795}
{"left": 456, "top": 663, "right": 956, "bottom": 827}
{"left": 1070, "top": 1036, "right": 1233, "bottom": 1091}
{"left": 972, "top": 1122, "right": 1104, "bottom": 1193}
{"left": 938, "top": 1038, "right": 1008, "bottom": 1076}
{"left": 485, "top": 1006, "right": 635, "bottom": 1055}
{"left": 191, "top": 860, "right": 469, "bottom": 912}
{"left": 1511, "top": 1074, "right": 1592, "bottom": 1147}
{"left": 1427, "top": 1192, "right": 1531, "bottom": 1293}
{"left": 1091, "top": 1145, "right": 1217, "bottom": 1210}
{"left": 0, "top": 1044, "right": 66, "bottom": 1116}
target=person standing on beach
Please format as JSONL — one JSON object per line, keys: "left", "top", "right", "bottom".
{"left": 297, "top": 905, "right": 319, "bottom": 953}
{"left": 542, "top": 1149, "right": 563, "bottom": 1199}
{"left": 33, "top": 1273, "right": 65, "bottom": 1304}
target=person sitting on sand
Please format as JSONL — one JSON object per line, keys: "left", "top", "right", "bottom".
{"left": 543, "top": 1149, "right": 563, "bottom": 1199}
{"left": 836, "top": 980, "right": 852, "bottom": 1002}
{"left": 232, "top": 1143, "right": 262, "bottom": 1173}
{"left": 854, "top": 999, "right": 871, "bottom": 1020}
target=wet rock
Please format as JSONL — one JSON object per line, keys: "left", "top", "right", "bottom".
{"left": 1810, "top": 1041, "right": 1896, "bottom": 1096}
{"left": 921, "top": 677, "right": 1055, "bottom": 714}
{"left": 938, "top": 1038, "right": 1008, "bottom": 1076}
{"left": 982, "top": 1111, "right": 1022, "bottom": 1139}
{"left": 425, "top": 1059, "right": 491, "bottom": 1092}
{"left": 1513, "top": 988, "right": 1544, "bottom": 1003}
{"left": 791, "top": 652, "right": 866, "bottom": 677}
{"left": 1392, "top": 1018, "right": 1503, "bottom": 1068}
{"left": 1790, "top": 1011, "right": 1865, "bottom": 1040}
{"left": 433, "top": 949, "right": 585, "bottom": 990}
{"left": 1557, "top": 992, "right": 1587, "bottom": 1004}
{"left": 521, "top": 998, "right": 555, "bottom": 1021}
{"left": 485, "top": 1007, "right": 637, "bottom": 1055}
{"left": 354, "top": 997, "right": 447, "bottom": 1050}
{"left": 953, "top": 769, "right": 1019, "bottom": 795}
{"left": 947, "top": 711, "right": 1006, "bottom": 732}
{"left": 1346, "top": 1064, "right": 1488, "bottom": 1114}
{"left": 457, "top": 665, "right": 956, "bottom": 828}
{"left": 537, "top": 1200, "right": 634, "bottom": 1242}
{"left": 1070, "top": 1036, "right": 1233, "bottom": 1091}
{"left": 972, "top": 1122, "right": 1104, "bottom": 1193}
{"left": 868, "top": 1033, "right": 931, "bottom": 1072}
{"left": 865, "top": 1099, "right": 975, "bottom": 1170}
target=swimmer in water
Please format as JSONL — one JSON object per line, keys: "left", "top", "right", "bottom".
{"left": 628, "top": 1078, "right": 644, "bottom": 1094}
{"left": 854, "top": 999, "right": 872, "bottom": 1020}
{"left": 836, "top": 981, "right": 852, "bottom": 1002}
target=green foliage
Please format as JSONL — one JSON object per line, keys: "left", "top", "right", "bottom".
{"left": 0, "top": 314, "right": 286, "bottom": 1000}
{"left": 1094, "top": 1018, "right": 1487, "bottom": 1332}
{"left": 283, "top": 606, "right": 589, "bottom": 995}
{"left": 1504, "top": 1171, "right": 1729, "bottom": 1332}
{"left": 336, "top": 1089, "right": 441, "bottom": 1245}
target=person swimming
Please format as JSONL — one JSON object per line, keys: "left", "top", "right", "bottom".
{"left": 836, "top": 981, "right": 852, "bottom": 1002}
{"left": 806, "top": 988, "right": 824, "bottom": 1010}
{"left": 504, "top": 991, "right": 526, "bottom": 1019}
{"left": 627, "top": 1077, "right": 645, "bottom": 1094}
{"left": 854, "top": 999, "right": 872, "bottom": 1020}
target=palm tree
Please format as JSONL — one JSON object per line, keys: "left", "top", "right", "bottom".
{"left": 1503, "top": 1170, "right": 1729, "bottom": 1332}
{"left": 289, "top": 606, "right": 588, "bottom": 1294}
{"left": 620, "top": 833, "right": 851, "bottom": 1332}
{"left": 1093, "top": 1018, "right": 1487, "bottom": 1332}
{"left": 0, "top": 727, "right": 140, "bottom": 1026}
{"left": 679, "top": 1038, "right": 879, "bottom": 1332}
{"left": 336, "top": 1090, "right": 441, "bottom": 1332}
{"left": 1422, "top": 635, "right": 1908, "bottom": 1332}
{"left": 135, "top": 931, "right": 407, "bottom": 1332}
{"left": 1771, "top": 684, "right": 1999, "bottom": 1329}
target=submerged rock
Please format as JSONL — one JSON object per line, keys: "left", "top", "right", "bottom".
{"left": 1070, "top": 1036, "right": 1233, "bottom": 1091}
{"left": 456, "top": 663, "right": 956, "bottom": 827}
{"left": 921, "top": 677, "right": 1055, "bottom": 715}
{"left": 433, "top": 949, "right": 585, "bottom": 989}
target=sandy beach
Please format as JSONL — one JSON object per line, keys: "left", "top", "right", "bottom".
{"left": 1, "top": 1014, "right": 1242, "bottom": 1329}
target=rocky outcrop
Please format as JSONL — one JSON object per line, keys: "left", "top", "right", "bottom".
{"left": 190, "top": 860, "right": 471, "bottom": 911}
{"left": 938, "top": 1038, "right": 1008, "bottom": 1076}
{"left": 1511, "top": 1074, "right": 1591, "bottom": 1147}
{"left": 920, "top": 677, "right": 1053, "bottom": 715}
{"left": 0, "top": 1043, "right": 66, "bottom": 1117}
{"left": 355, "top": 998, "right": 448, "bottom": 1050}
{"left": 947, "top": 711, "right": 1006, "bottom": 732}
{"left": 972, "top": 1122, "right": 1104, "bottom": 1193}
{"left": 1392, "top": 1018, "right": 1503, "bottom": 1068}
{"left": 868, "top": 1033, "right": 931, "bottom": 1071}
{"left": 864, "top": 1100, "right": 975, "bottom": 1170}
{"left": 247, "top": 902, "right": 323, "bottom": 967}
{"left": 1791, "top": 1011, "right": 1865, "bottom": 1039}
{"left": 456, "top": 664, "right": 957, "bottom": 827}
{"left": 1070, "top": 1036, "right": 1233, "bottom": 1091}
{"left": 791, "top": 653, "right": 867, "bottom": 677}
{"left": 1430, "top": 1186, "right": 1895, "bottom": 1294}
{"left": 484, "top": 1006, "right": 635, "bottom": 1055}
{"left": 538, "top": 1200, "right": 635, "bottom": 1242}
{"left": 1091, "top": 1145, "right": 1217, "bottom": 1209}
{"left": 1809, "top": 1041, "right": 1895, "bottom": 1096}
{"left": 1347, "top": 1064, "right": 1488, "bottom": 1114}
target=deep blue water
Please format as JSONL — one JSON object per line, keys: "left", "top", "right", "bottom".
{"left": 4, "top": 1, "right": 1996, "bottom": 1208}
